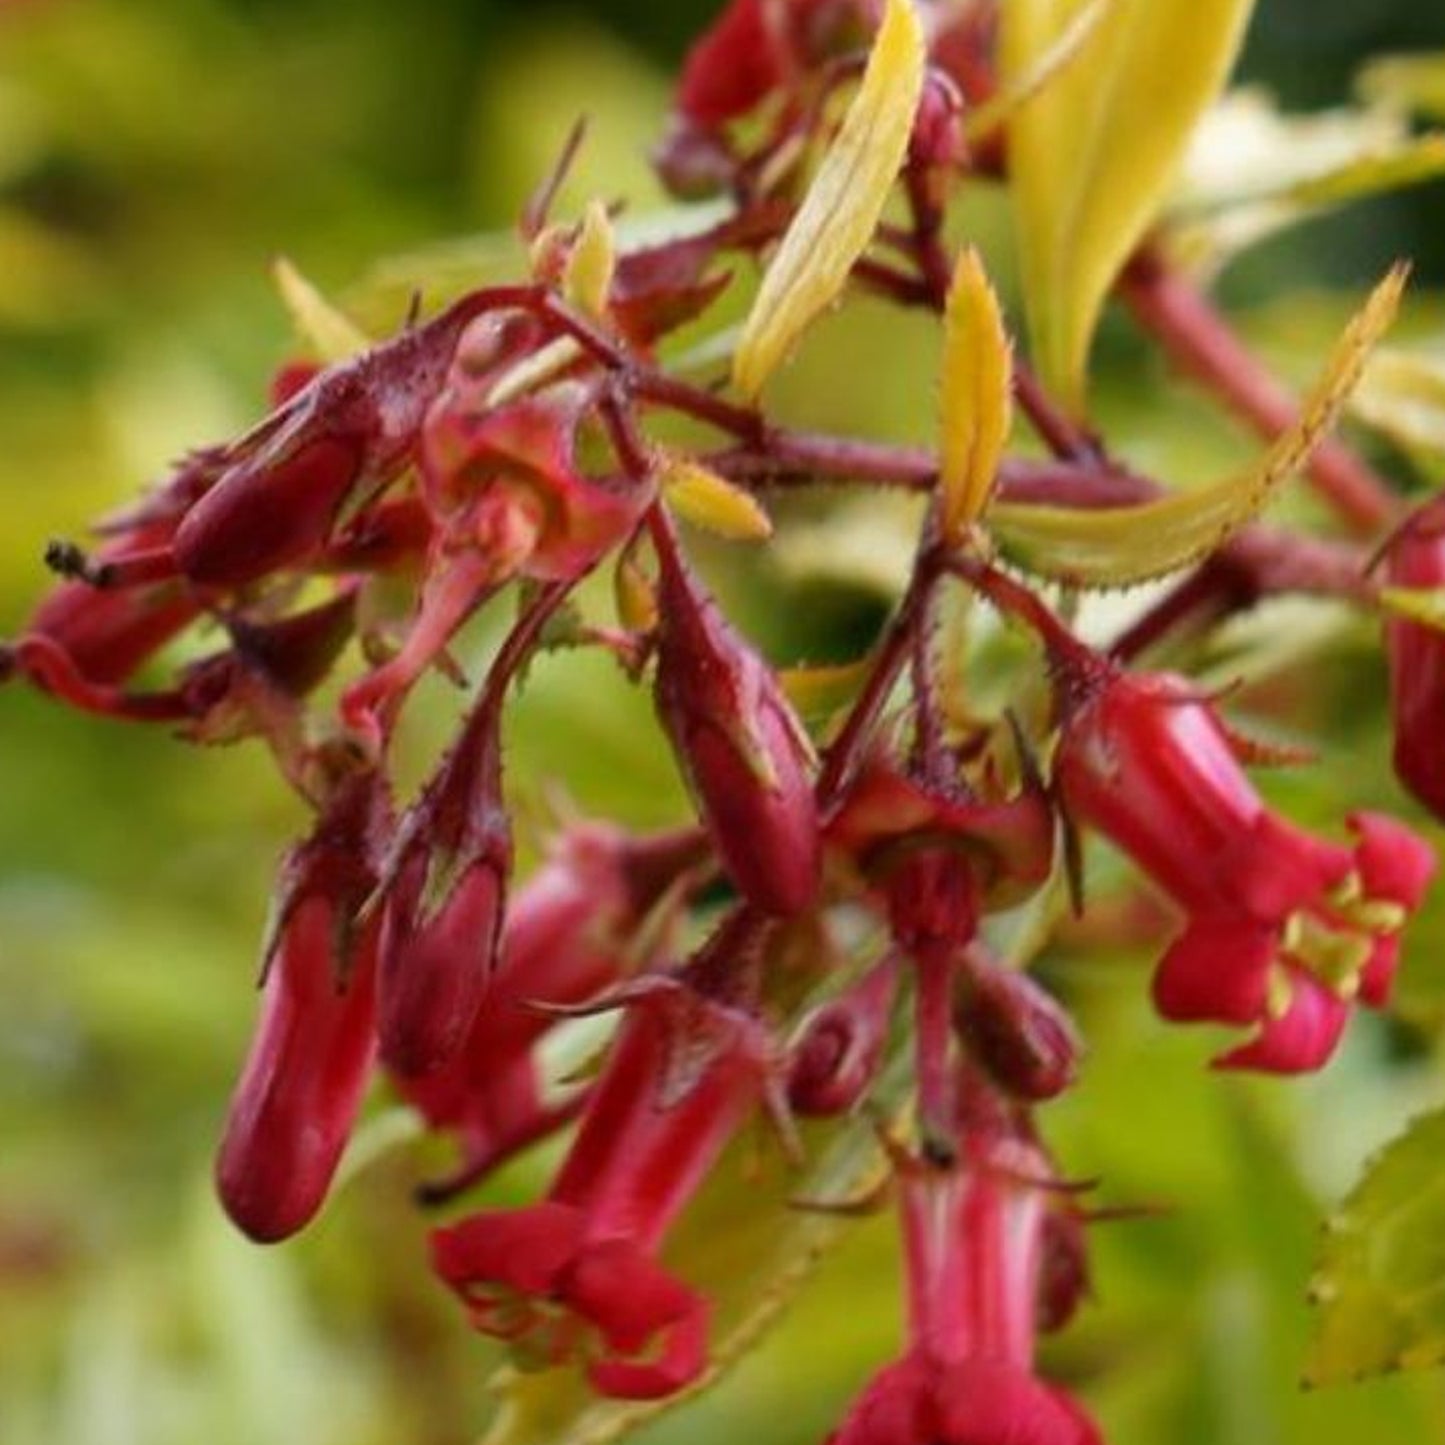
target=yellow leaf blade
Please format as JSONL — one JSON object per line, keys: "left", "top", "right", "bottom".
{"left": 270, "top": 256, "right": 371, "bottom": 362}
{"left": 1004, "top": 0, "right": 1255, "bottom": 410}
{"left": 660, "top": 453, "right": 774, "bottom": 541}
{"left": 562, "top": 200, "right": 617, "bottom": 319}
{"left": 939, "top": 248, "right": 1013, "bottom": 542}
{"left": 990, "top": 265, "right": 1406, "bottom": 586}
{"left": 732, "top": 0, "right": 925, "bottom": 399}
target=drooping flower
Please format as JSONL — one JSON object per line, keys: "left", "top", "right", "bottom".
{"left": 431, "top": 927, "right": 778, "bottom": 1400}
{"left": 215, "top": 766, "right": 390, "bottom": 1242}
{"left": 1054, "top": 665, "right": 1435, "bottom": 1072}
{"left": 652, "top": 518, "right": 821, "bottom": 916}
{"left": 827, "top": 1074, "right": 1100, "bottom": 1445}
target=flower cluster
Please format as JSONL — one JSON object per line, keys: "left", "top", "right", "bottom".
{"left": 5, "top": 0, "right": 1443, "bottom": 1439}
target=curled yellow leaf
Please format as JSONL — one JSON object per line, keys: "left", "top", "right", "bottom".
{"left": 659, "top": 453, "right": 773, "bottom": 542}
{"left": 989, "top": 265, "right": 1406, "bottom": 586}
{"left": 732, "top": 0, "right": 925, "bottom": 399}
{"left": 562, "top": 200, "right": 617, "bottom": 319}
{"left": 939, "top": 248, "right": 1013, "bottom": 543}
{"left": 1004, "top": 0, "right": 1255, "bottom": 410}
{"left": 270, "top": 256, "right": 371, "bottom": 362}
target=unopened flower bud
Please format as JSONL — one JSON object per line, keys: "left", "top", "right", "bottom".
{"left": 787, "top": 957, "right": 897, "bottom": 1115}
{"left": 653, "top": 530, "right": 820, "bottom": 916}
{"left": 174, "top": 434, "right": 362, "bottom": 586}
{"left": 215, "top": 773, "right": 387, "bottom": 1242}
{"left": 956, "top": 961, "right": 1080, "bottom": 1102}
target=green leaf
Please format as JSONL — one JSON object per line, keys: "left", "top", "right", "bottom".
{"left": 1003, "top": 0, "right": 1255, "bottom": 409}
{"left": 987, "top": 265, "right": 1405, "bottom": 585}
{"left": 1307, "top": 1107, "right": 1445, "bottom": 1386}
{"left": 732, "top": 0, "right": 925, "bottom": 399}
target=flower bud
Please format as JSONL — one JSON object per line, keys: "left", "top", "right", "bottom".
{"left": 956, "top": 962, "right": 1080, "bottom": 1102}
{"left": 653, "top": 534, "right": 820, "bottom": 916}
{"left": 787, "top": 957, "right": 897, "bottom": 1115}
{"left": 215, "top": 773, "right": 387, "bottom": 1242}
{"left": 174, "top": 434, "right": 363, "bottom": 586}
{"left": 1385, "top": 510, "right": 1445, "bottom": 821}
{"left": 377, "top": 720, "right": 509, "bottom": 1079}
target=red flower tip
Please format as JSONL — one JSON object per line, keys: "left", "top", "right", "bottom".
{"left": 653, "top": 536, "right": 820, "bottom": 916}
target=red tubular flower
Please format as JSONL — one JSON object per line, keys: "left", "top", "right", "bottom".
{"left": 652, "top": 521, "right": 820, "bottom": 916}
{"left": 430, "top": 969, "right": 775, "bottom": 1399}
{"left": 215, "top": 770, "right": 389, "bottom": 1242}
{"left": 1055, "top": 667, "right": 1435, "bottom": 1073}
{"left": 828, "top": 1082, "right": 1100, "bottom": 1445}
{"left": 1386, "top": 505, "right": 1445, "bottom": 821}
{"left": 393, "top": 823, "right": 703, "bottom": 1196}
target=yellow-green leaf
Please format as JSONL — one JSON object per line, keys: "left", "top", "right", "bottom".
{"left": 1003, "top": 0, "right": 1255, "bottom": 409}
{"left": 939, "top": 248, "right": 1013, "bottom": 542}
{"left": 660, "top": 453, "right": 774, "bottom": 541}
{"left": 271, "top": 256, "right": 371, "bottom": 362}
{"left": 732, "top": 0, "right": 925, "bottom": 399}
{"left": 1380, "top": 586, "right": 1445, "bottom": 633}
{"left": 989, "top": 265, "right": 1405, "bottom": 586}
{"left": 1307, "top": 1107, "right": 1445, "bottom": 1386}
{"left": 562, "top": 200, "right": 617, "bottom": 319}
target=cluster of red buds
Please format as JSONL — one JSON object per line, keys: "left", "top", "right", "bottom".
{"left": 6, "top": 1, "right": 1444, "bottom": 1439}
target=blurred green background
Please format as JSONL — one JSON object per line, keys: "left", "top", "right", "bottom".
{"left": 4, "top": 2, "right": 1445, "bottom": 1443}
